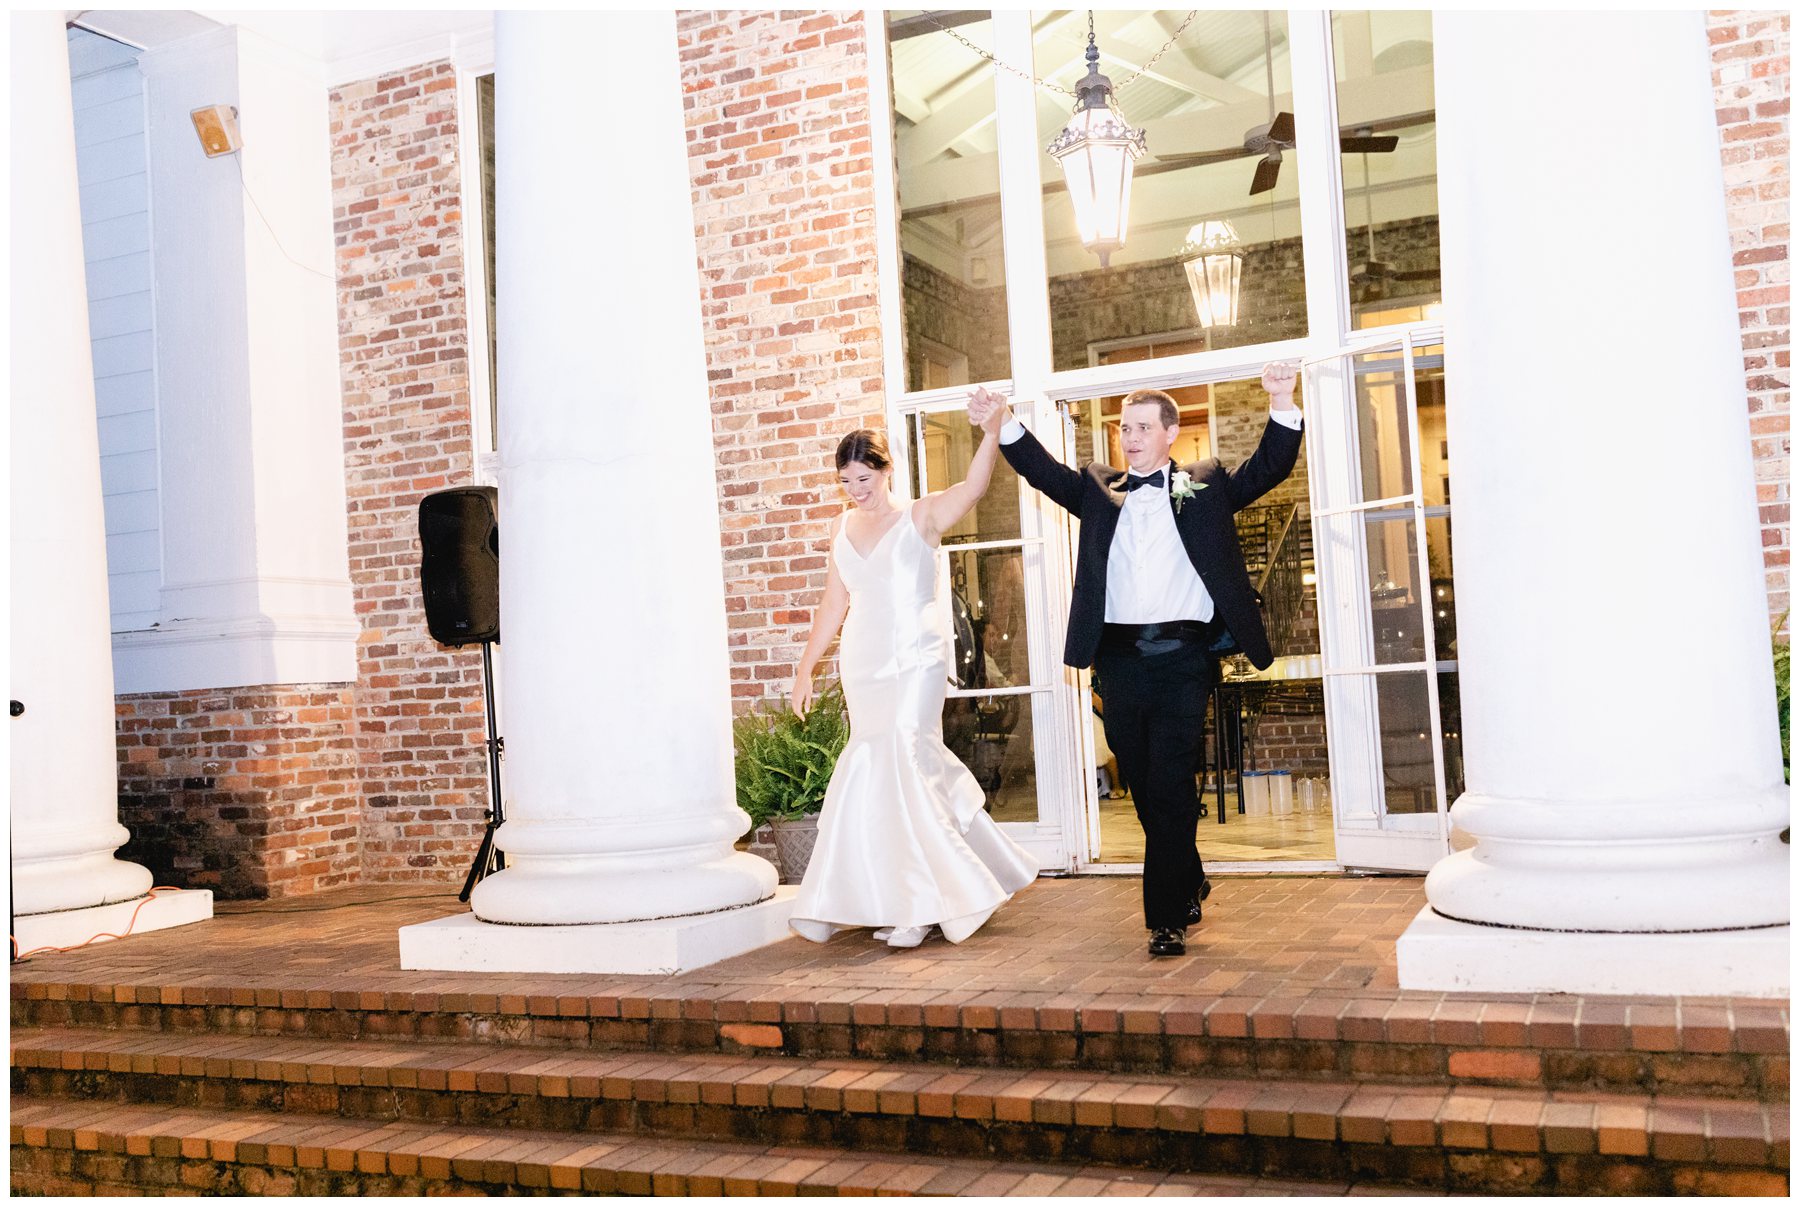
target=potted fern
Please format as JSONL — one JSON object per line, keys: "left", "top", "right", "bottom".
{"left": 733, "top": 682, "right": 849, "bottom": 883}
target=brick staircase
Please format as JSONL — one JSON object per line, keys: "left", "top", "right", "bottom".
{"left": 13, "top": 967, "right": 1789, "bottom": 1196}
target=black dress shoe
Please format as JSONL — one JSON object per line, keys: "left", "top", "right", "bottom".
{"left": 1184, "top": 877, "right": 1213, "bottom": 927}
{"left": 1148, "top": 927, "right": 1186, "bottom": 957}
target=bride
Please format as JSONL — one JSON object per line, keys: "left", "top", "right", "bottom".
{"left": 786, "top": 407, "right": 1037, "bottom": 948}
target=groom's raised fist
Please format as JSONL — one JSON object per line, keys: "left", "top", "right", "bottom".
{"left": 1261, "top": 361, "right": 1299, "bottom": 403}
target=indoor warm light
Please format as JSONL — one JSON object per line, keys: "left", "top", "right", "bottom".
{"left": 1046, "top": 20, "right": 1145, "bottom": 268}
{"left": 1179, "top": 219, "right": 1244, "bottom": 328}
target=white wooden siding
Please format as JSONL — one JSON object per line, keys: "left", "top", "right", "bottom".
{"left": 69, "top": 28, "right": 160, "bottom": 632}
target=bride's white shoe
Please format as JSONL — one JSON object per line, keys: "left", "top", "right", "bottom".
{"left": 872, "top": 927, "right": 895, "bottom": 940}
{"left": 884, "top": 925, "right": 929, "bottom": 948}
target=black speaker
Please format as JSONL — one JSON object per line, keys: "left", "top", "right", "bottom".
{"left": 419, "top": 486, "right": 499, "bottom": 646}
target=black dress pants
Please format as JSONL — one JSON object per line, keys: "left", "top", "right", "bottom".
{"left": 1096, "top": 640, "right": 1219, "bottom": 931}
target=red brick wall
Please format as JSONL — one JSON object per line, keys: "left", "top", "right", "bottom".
{"left": 116, "top": 687, "right": 359, "bottom": 899}
{"left": 1708, "top": 10, "right": 1791, "bottom": 635}
{"left": 329, "top": 60, "right": 491, "bottom": 882}
{"left": 106, "top": 16, "right": 1789, "bottom": 896}
{"left": 679, "top": 10, "right": 886, "bottom": 707}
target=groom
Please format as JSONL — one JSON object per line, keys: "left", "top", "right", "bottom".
{"left": 970, "top": 365, "right": 1302, "bottom": 957}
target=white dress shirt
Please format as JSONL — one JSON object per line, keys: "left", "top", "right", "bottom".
{"left": 1000, "top": 406, "right": 1303, "bottom": 623}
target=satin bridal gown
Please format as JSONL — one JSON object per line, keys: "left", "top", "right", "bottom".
{"left": 788, "top": 503, "right": 1039, "bottom": 944}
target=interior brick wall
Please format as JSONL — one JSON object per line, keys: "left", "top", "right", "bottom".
{"left": 1708, "top": 10, "right": 1791, "bottom": 636}
{"left": 900, "top": 255, "right": 1011, "bottom": 386}
{"left": 328, "top": 60, "right": 491, "bottom": 883}
{"left": 679, "top": 10, "right": 887, "bottom": 707}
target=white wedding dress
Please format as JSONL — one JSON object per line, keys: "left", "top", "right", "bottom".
{"left": 788, "top": 502, "right": 1039, "bottom": 944}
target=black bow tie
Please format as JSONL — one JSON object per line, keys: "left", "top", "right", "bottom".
{"left": 1124, "top": 470, "right": 1165, "bottom": 492}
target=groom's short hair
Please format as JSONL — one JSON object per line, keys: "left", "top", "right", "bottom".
{"left": 1121, "top": 389, "right": 1179, "bottom": 430}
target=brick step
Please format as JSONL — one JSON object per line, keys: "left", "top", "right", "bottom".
{"left": 15, "top": 979, "right": 1787, "bottom": 1097}
{"left": 12, "top": 1027, "right": 1788, "bottom": 1195}
{"left": 12, "top": 1096, "right": 1346, "bottom": 1198}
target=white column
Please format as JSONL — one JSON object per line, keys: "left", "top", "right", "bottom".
{"left": 117, "top": 26, "right": 356, "bottom": 694}
{"left": 401, "top": 11, "right": 783, "bottom": 970}
{"left": 1398, "top": 11, "right": 1787, "bottom": 996}
{"left": 8, "top": 12, "right": 209, "bottom": 941}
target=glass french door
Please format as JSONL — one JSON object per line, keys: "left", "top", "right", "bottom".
{"left": 898, "top": 393, "right": 1086, "bottom": 871}
{"left": 1304, "top": 333, "right": 1459, "bottom": 871}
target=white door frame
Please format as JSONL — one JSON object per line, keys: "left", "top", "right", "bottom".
{"left": 865, "top": 9, "right": 1452, "bottom": 873}
{"left": 1302, "top": 330, "right": 1454, "bottom": 871}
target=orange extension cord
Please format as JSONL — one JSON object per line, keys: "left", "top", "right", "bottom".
{"left": 10, "top": 884, "right": 187, "bottom": 962}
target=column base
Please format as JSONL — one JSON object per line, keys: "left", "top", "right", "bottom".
{"left": 1396, "top": 905, "right": 1789, "bottom": 998}
{"left": 399, "top": 886, "right": 798, "bottom": 975}
{"left": 12, "top": 889, "right": 214, "bottom": 958}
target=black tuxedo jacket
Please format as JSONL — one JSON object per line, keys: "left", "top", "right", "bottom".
{"left": 1002, "top": 416, "right": 1303, "bottom": 671}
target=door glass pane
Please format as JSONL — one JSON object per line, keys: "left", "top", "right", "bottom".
{"left": 1315, "top": 510, "right": 1427, "bottom": 666}
{"left": 1365, "top": 513, "right": 1426, "bottom": 664}
{"left": 1426, "top": 513, "right": 1457, "bottom": 659}
{"left": 1350, "top": 670, "right": 1466, "bottom": 818}
{"left": 1375, "top": 671, "right": 1440, "bottom": 814}
{"left": 1437, "top": 670, "right": 1464, "bottom": 805}
{"left": 946, "top": 547, "right": 1031, "bottom": 688}
{"left": 917, "top": 409, "right": 1022, "bottom": 543}
{"left": 1354, "top": 350, "right": 1416, "bottom": 501}
{"left": 943, "top": 691, "right": 1037, "bottom": 821}
{"left": 1416, "top": 348, "right": 1449, "bottom": 506}
{"left": 1033, "top": 10, "right": 1307, "bottom": 370}
{"left": 1330, "top": 11, "right": 1440, "bottom": 326}
{"left": 889, "top": 12, "right": 1012, "bottom": 390}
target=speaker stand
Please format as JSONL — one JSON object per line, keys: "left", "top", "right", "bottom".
{"left": 459, "top": 641, "right": 507, "bottom": 904}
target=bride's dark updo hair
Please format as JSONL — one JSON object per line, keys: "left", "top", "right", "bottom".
{"left": 834, "top": 428, "right": 892, "bottom": 472}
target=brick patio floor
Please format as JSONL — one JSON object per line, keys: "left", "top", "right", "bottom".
{"left": 11, "top": 874, "right": 1785, "bottom": 1031}
{"left": 13, "top": 873, "right": 1789, "bottom": 1197}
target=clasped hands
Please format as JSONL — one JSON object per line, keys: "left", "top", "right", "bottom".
{"left": 966, "top": 385, "right": 1010, "bottom": 433}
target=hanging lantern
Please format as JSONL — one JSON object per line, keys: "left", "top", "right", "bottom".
{"left": 1046, "top": 17, "right": 1146, "bottom": 268}
{"left": 1179, "top": 219, "right": 1244, "bottom": 328}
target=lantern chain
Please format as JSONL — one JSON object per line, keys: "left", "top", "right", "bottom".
{"left": 918, "top": 10, "right": 1198, "bottom": 98}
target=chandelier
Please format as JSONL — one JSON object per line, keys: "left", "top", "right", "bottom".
{"left": 1179, "top": 220, "right": 1244, "bottom": 328}
{"left": 1045, "top": 14, "right": 1147, "bottom": 268}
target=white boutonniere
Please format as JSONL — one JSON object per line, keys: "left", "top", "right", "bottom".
{"left": 1169, "top": 469, "right": 1204, "bottom": 513}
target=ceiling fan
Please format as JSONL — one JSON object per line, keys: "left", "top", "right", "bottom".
{"left": 1349, "top": 141, "right": 1438, "bottom": 303}
{"left": 1155, "top": 12, "right": 1412, "bottom": 196}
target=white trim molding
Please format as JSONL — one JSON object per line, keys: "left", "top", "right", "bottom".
{"left": 112, "top": 613, "right": 359, "bottom": 695}
{"left": 328, "top": 20, "right": 494, "bottom": 87}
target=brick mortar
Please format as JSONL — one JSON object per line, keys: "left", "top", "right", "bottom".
{"left": 11, "top": 1062, "right": 1785, "bottom": 1194}
{"left": 12, "top": 996, "right": 1787, "bottom": 1100}
{"left": 328, "top": 59, "right": 491, "bottom": 882}
{"left": 1708, "top": 11, "right": 1792, "bottom": 634}
{"left": 680, "top": 10, "right": 887, "bottom": 706}
{"left": 114, "top": 685, "right": 360, "bottom": 900}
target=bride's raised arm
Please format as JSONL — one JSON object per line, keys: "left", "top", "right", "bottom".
{"left": 916, "top": 388, "right": 1005, "bottom": 545}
